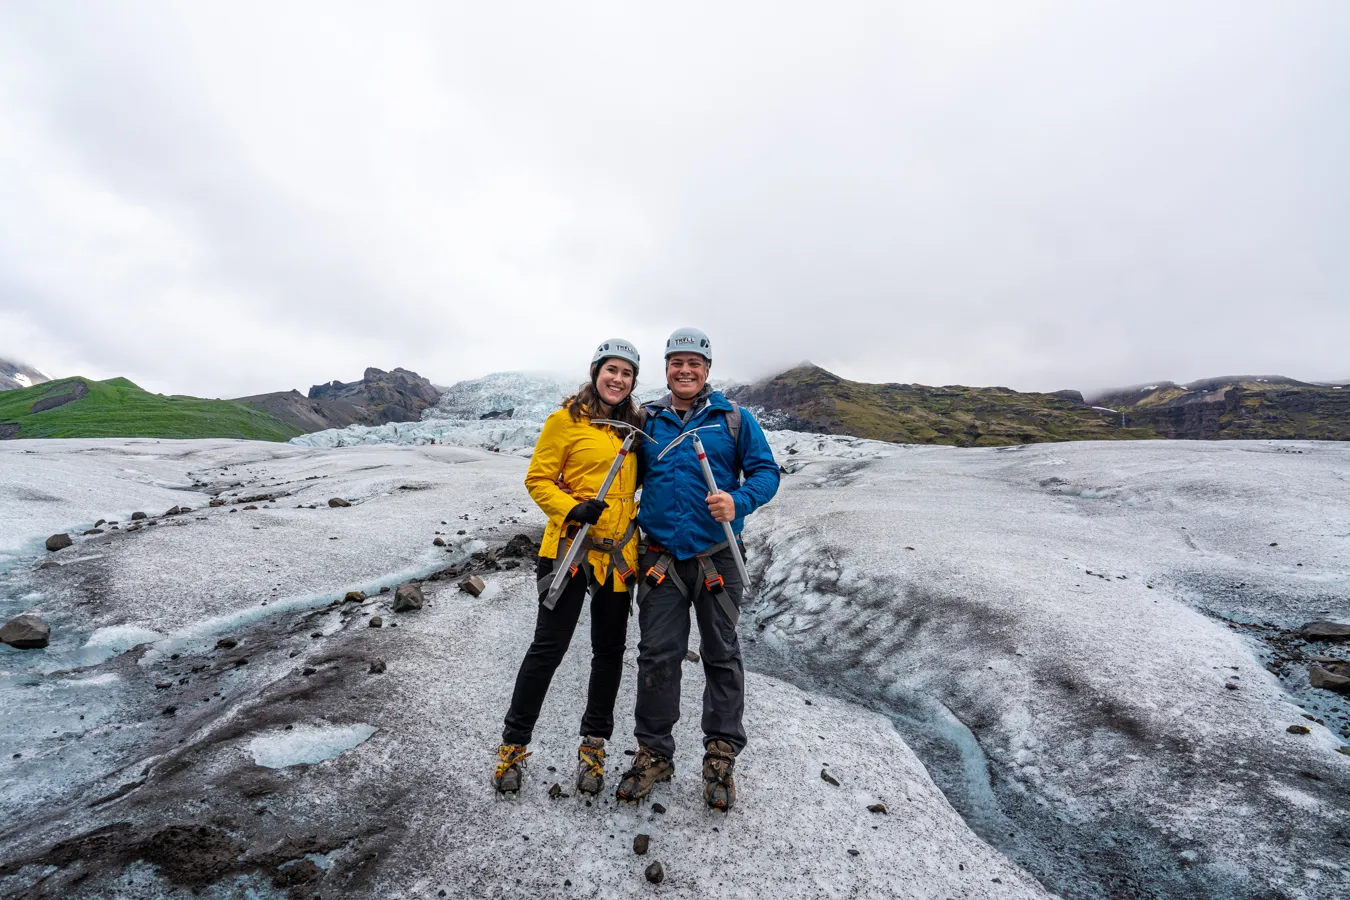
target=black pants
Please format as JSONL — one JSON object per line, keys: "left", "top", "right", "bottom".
{"left": 633, "top": 547, "right": 747, "bottom": 758}
{"left": 501, "top": 556, "right": 632, "bottom": 746}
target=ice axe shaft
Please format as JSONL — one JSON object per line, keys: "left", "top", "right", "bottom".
{"left": 689, "top": 432, "right": 750, "bottom": 623}
{"left": 543, "top": 423, "right": 647, "bottom": 609}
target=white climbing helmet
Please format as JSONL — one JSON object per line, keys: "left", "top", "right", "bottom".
{"left": 591, "top": 338, "right": 641, "bottom": 374}
{"left": 664, "top": 327, "right": 712, "bottom": 361}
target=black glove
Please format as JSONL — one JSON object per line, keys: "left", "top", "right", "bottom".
{"left": 566, "top": 499, "right": 608, "bottom": 525}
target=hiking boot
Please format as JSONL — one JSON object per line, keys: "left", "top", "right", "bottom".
{"left": 493, "top": 743, "right": 531, "bottom": 794}
{"left": 702, "top": 740, "right": 737, "bottom": 811}
{"left": 615, "top": 745, "right": 673, "bottom": 802}
{"left": 576, "top": 736, "right": 606, "bottom": 795}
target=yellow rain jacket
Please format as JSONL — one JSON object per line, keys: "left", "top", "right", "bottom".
{"left": 525, "top": 406, "right": 640, "bottom": 592}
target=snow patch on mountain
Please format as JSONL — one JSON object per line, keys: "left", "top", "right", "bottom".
{"left": 0, "top": 356, "right": 51, "bottom": 391}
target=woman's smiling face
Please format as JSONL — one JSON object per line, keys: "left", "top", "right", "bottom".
{"left": 595, "top": 358, "right": 635, "bottom": 407}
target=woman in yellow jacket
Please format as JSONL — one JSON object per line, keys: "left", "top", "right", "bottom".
{"left": 495, "top": 338, "right": 644, "bottom": 796}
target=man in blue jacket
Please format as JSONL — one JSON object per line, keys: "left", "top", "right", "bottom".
{"left": 616, "top": 327, "right": 780, "bottom": 811}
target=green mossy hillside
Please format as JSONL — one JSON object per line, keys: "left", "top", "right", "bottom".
{"left": 0, "top": 377, "right": 304, "bottom": 441}
{"left": 731, "top": 365, "right": 1159, "bottom": 446}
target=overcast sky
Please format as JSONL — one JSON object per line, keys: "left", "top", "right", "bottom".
{"left": 1, "top": 1, "right": 1347, "bottom": 399}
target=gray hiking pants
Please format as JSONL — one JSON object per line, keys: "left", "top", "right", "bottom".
{"left": 633, "top": 546, "right": 747, "bottom": 758}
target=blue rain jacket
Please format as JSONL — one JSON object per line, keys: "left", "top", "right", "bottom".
{"left": 637, "top": 390, "right": 780, "bottom": 560}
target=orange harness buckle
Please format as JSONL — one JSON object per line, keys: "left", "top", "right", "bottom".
{"left": 645, "top": 562, "right": 669, "bottom": 586}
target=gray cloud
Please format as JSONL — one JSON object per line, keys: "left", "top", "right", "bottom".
{"left": 1, "top": 1, "right": 1346, "bottom": 398}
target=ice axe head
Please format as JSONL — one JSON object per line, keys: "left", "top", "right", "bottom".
{"left": 655, "top": 424, "right": 722, "bottom": 462}
{"left": 590, "top": 419, "right": 658, "bottom": 443}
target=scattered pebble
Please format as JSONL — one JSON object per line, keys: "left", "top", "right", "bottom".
{"left": 821, "top": 769, "right": 840, "bottom": 786}
{"left": 634, "top": 833, "right": 650, "bottom": 855}
{"left": 644, "top": 861, "right": 664, "bottom": 884}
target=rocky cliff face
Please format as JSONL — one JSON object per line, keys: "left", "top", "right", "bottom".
{"left": 0, "top": 357, "right": 51, "bottom": 391}
{"left": 1093, "top": 377, "right": 1350, "bottom": 441}
{"left": 236, "top": 367, "right": 442, "bottom": 434}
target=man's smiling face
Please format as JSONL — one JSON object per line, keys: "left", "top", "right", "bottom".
{"left": 666, "top": 353, "right": 709, "bottom": 403}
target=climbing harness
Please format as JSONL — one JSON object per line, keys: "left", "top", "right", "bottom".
{"left": 540, "top": 419, "right": 653, "bottom": 609}
{"left": 638, "top": 538, "right": 742, "bottom": 626}
{"left": 537, "top": 518, "right": 639, "bottom": 605}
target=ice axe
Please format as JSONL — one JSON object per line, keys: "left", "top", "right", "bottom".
{"left": 542, "top": 420, "right": 654, "bottom": 609}
{"left": 656, "top": 425, "right": 751, "bottom": 622}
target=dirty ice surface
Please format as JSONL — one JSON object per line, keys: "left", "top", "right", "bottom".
{"left": 744, "top": 438, "right": 1350, "bottom": 897}
{"left": 0, "top": 438, "right": 1045, "bottom": 899}
{"left": 1, "top": 434, "right": 1347, "bottom": 897}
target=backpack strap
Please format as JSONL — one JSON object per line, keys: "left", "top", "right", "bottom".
{"left": 725, "top": 401, "right": 741, "bottom": 446}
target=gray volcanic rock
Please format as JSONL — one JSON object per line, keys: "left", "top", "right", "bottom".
{"left": 393, "top": 583, "right": 424, "bottom": 612}
{"left": 28, "top": 379, "right": 89, "bottom": 414}
{"left": 0, "top": 614, "right": 51, "bottom": 649}
{"left": 1309, "top": 663, "right": 1350, "bottom": 694}
{"left": 229, "top": 390, "right": 335, "bottom": 433}
{"left": 45, "top": 533, "right": 73, "bottom": 552}
{"left": 234, "top": 367, "right": 442, "bottom": 434}
{"left": 0, "top": 357, "right": 51, "bottom": 392}
{"left": 1300, "top": 621, "right": 1350, "bottom": 641}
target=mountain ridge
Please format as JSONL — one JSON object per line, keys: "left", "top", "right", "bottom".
{"left": 234, "top": 366, "right": 441, "bottom": 433}
{"left": 728, "top": 363, "right": 1158, "bottom": 446}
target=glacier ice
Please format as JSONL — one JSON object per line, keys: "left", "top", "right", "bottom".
{"left": 1, "top": 430, "right": 1347, "bottom": 899}
{"left": 247, "top": 723, "right": 377, "bottom": 769}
